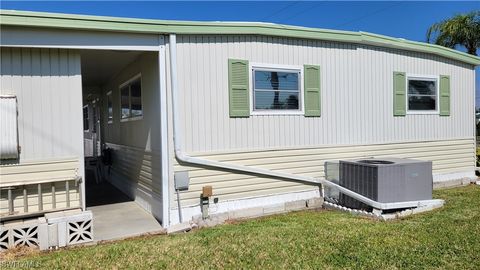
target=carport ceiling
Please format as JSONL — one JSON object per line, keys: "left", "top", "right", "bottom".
{"left": 80, "top": 50, "right": 142, "bottom": 87}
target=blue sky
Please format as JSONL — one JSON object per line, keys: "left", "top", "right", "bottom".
{"left": 2, "top": 1, "right": 479, "bottom": 106}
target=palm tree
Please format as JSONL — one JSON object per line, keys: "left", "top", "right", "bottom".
{"left": 427, "top": 11, "right": 480, "bottom": 56}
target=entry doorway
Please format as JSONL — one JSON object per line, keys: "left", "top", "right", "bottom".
{"left": 80, "top": 49, "right": 164, "bottom": 240}
{"left": 83, "top": 97, "right": 101, "bottom": 158}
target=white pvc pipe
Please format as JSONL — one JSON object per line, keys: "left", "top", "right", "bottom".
{"left": 168, "top": 33, "right": 442, "bottom": 211}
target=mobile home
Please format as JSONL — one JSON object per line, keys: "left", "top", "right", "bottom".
{"left": 0, "top": 10, "right": 478, "bottom": 249}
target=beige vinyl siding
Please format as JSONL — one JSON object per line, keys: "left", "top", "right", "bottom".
{"left": 106, "top": 143, "right": 162, "bottom": 197}
{"left": 0, "top": 47, "right": 85, "bottom": 214}
{"left": 0, "top": 158, "right": 79, "bottom": 186}
{"left": 0, "top": 47, "right": 83, "bottom": 162}
{"left": 173, "top": 138, "right": 474, "bottom": 207}
{"left": 102, "top": 52, "right": 160, "bottom": 150}
{"left": 101, "top": 52, "right": 163, "bottom": 217}
{"left": 0, "top": 158, "right": 81, "bottom": 215}
{"left": 174, "top": 35, "right": 475, "bottom": 153}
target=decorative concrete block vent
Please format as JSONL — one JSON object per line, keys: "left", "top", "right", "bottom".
{"left": 0, "top": 219, "right": 46, "bottom": 250}
{"left": 0, "top": 210, "right": 93, "bottom": 251}
{"left": 45, "top": 209, "right": 94, "bottom": 248}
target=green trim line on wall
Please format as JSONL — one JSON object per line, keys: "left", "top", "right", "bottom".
{"left": 1, "top": 9, "right": 479, "bottom": 66}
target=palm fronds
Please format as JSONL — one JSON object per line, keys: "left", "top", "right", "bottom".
{"left": 427, "top": 11, "right": 480, "bottom": 55}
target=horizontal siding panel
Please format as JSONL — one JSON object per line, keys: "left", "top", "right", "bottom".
{"left": 174, "top": 150, "right": 472, "bottom": 177}
{"left": 1, "top": 170, "right": 79, "bottom": 184}
{"left": 188, "top": 167, "right": 325, "bottom": 185}
{"left": 188, "top": 139, "right": 473, "bottom": 161}
{"left": 173, "top": 138, "right": 474, "bottom": 207}
{"left": 0, "top": 159, "right": 78, "bottom": 175}
{"left": 0, "top": 158, "right": 79, "bottom": 186}
{"left": 434, "top": 166, "right": 472, "bottom": 174}
{"left": 186, "top": 150, "right": 473, "bottom": 169}
{"left": 106, "top": 143, "right": 162, "bottom": 198}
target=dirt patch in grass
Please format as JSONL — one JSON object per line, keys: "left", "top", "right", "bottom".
{"left": 0, "top": 246, "right": 40, "bottom": 261}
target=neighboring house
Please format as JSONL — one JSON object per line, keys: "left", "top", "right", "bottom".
{"left": 0, "top": 10, "right": 478, "bottom": 248}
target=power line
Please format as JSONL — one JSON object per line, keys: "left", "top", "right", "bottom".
{"left": 261, "top": 1, "right": 300, "bottom": 21}
{"left": 282, "top": 2, "right": 322, "bottom": 23}
{"left": 336, "top": 2, "right": 404, "bottom": 28}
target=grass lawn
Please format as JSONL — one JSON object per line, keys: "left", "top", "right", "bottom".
{"left": 3, "top": 185, "right": 480, "bottom": 269}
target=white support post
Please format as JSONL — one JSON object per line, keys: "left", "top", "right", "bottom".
{"left": 158, "top": 35, "right": 170, "bottom": 228}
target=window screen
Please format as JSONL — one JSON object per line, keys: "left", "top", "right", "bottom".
{"left": 408, "top": 78, "right": 437, "bottom": 111}
{"left": 83, "top": 106, "right": 89, "bottom": 131}
{"left": 130, "top": 79, "right": 142, "bottom": 117}
{"left": 253, "top": 69, "right": 300, "bottom": 111}
{"left": 107, "top": 92, "right": 113, "bottom": 123}
{"left": 120, "top": 75, "right": 142, "bottom": 120}
{"left": 120, "top": 85, "right": 130, "bottom": 119}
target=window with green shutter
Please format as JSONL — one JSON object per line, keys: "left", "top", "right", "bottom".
{"left": 393, "top": 71, "right": 406, "bottom": 116}
{"left": 304, "top": 65, "right": 321, "bottom": 117}
{"left": 228, "top": 59, "right": 250, "bottom": 117}
{"left": 229, "top": 61, "right": 322, "bottom": 117}
{"left": 394, "top": 72, "right": 449, "bottom": 116}
{"left": 439, "top": 75, "right": 450, "bottom": 116}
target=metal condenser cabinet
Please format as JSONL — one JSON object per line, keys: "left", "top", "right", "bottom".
{"left": 339, "top": 158, "right": 432, "bottom": 209}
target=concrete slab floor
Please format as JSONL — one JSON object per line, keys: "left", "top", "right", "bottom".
{"left": 88, "top": 201, "right": 164, "bottom": 242}
{"left": 85, "top": 176, "right": 163, "bottom": 241}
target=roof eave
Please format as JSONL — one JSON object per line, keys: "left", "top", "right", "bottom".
{"left": 1, "top": 9, "right": 479, "bottom": 66}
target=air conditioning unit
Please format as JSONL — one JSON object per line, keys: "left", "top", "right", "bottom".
{"left": 339, "top": 158, "right": 432, "bottom": 209}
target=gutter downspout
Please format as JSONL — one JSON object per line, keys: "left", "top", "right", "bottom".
{"left": 168, "top": 34, "right": 443, "bottom": 212}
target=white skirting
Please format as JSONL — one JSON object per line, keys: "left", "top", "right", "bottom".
{"left": 433, "top": 171, "right": 476, "bottom": 182}
{"left": 169, "top": 189, "right": 320, "bottom": 225}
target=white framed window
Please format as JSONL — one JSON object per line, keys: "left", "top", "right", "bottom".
{"left": 83, "top": 105, "right": 89, "bottom": 131}
{"left": 250, "top": 63, "right": 303, "bottom": 115}
{"left": 106, "top": 91, "right": 113, "bottom": 124}
{"left": 406, "top": 74, "right": 439, "bottom": 114}
{"left": 119, "top": 74, "right": 143, "bottom": 122}
{"left": 0, "top": 95, "right": 19, "bottom": 160}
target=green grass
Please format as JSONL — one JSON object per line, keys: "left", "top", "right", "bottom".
{"left": 8, "top": 185, "right": 480, "bottom": 269}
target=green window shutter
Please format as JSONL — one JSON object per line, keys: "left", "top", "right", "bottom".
{"left": 393, "top": 71, "right": 406, "bottom": 116}
{"left": 304, "top": 65, "right": 321, "bottom": 117}
{"left": 439, "top": 75, "right": 450, "bottom": 116}
{"left": 228, "top": 59, "right": 250, "bottom": 117}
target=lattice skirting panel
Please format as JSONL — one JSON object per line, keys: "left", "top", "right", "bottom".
{"left": 0, "top": 210, "right": 93, "bottom": 251}
{"left": 0, "top": 221, "right": 45, "bottom": 250}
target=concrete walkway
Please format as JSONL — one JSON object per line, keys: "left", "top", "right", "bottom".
{"left": 86, "top": 179, "right": 164, "bottom": 242}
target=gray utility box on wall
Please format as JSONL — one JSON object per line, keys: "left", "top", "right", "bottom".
{"left": 339, "top": 158, "right": 433, "bottom": 209}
